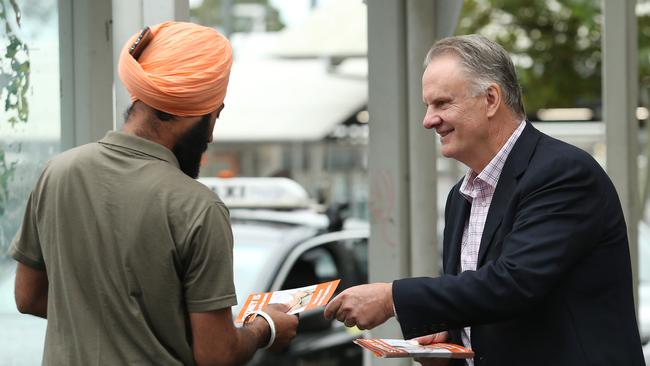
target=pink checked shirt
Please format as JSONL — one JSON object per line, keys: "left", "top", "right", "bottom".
{"left": 458, "top": 121, "right": 525, "bottom": 365}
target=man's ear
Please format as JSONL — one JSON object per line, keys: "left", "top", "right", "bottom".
{"left": 216, "top": 103, "right": 225, "bottom": 118}
{"left": 208, "top": 104, "right": 224, "bottom": 143}
{"left": 485, "top": 83, "right": 501, "bottom": 118}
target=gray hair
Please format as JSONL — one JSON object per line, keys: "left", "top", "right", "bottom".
{"left": 424, "top": 34, "right": 525, "bottom": 118}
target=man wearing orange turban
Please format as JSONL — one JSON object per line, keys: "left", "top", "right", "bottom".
{"left": 11, "top": 21, "right": 297, "bottom": 365}
{"left": 118, "top": 20, "right": 232, "bottom": 179}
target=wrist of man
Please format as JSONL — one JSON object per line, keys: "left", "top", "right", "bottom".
{"left": 243, "top": 312, "right": 275, "bottom": 349}
{"left": 385, "top": 282, "right": 395, "bottom": 319}
{"left": 389, "top": 281, "right": 398, "bottom": 320}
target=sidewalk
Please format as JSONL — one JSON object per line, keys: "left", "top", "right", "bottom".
{"left": 0, "top": 265, "right": 46, "bottom": 366}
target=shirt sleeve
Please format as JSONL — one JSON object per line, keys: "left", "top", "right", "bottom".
{"left": 9, "top": 191, "right": 46, "bottom": 270}
{"left": 182, "top": 202, "right": 237, "bottom": 313}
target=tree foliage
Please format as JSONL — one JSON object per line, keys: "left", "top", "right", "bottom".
{"left": 456, "top": 0, "right": 649, "bottom": 119}
{"left": 0, "top": 0, "right": 29, "bottom": 216}
{"left": 0, "top": 0, "right": 28, "bottom": 127}
{"left": 190, "top": 0, "right": 285, "bottom": 33}
{"left": 639, "top": 7, "right": 650, "bottom": 88}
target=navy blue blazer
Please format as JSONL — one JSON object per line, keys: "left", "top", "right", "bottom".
{"left": 393, "top": 123, "right": 644, "bottom": 366}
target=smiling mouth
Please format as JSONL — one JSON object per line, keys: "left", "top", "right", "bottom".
{"left": 438, "top": 129, "right": 453, "bottom": 138}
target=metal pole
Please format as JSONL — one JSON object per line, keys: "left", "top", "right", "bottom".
{"left": 405, "top": 0, "right": 462, "bottom": 279}
{"left": 367, "top": 1, "right": 410, "bottom": 365}
{"left": 406, "top": 0, "right": 438, "bottom": 278}
{"left": 602, "top": 0, "right": 639, "bottom": 308}
{"left": 60, "top": 0, "right": 114, "bottom": 148}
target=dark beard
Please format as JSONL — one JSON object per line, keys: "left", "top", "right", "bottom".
{"left": 172, "top": 115, "right": 211, "bottom": 179}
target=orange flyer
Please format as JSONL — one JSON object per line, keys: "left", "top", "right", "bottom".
{"left": 354, "top": 339, "right": 474, "bottom": 359}
{"left": 235, "top": 279, "right": 340, "bottom": 324}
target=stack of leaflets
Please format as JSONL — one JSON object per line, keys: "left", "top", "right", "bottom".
{"left": 235, "top": 279, "right": 340, "bottom": 324}
{"left": 354, "top": 339, "right": 474, "bottom": 359}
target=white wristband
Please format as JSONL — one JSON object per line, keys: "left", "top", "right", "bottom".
{"left": 253, "top": 310, "right": 276, "bottom": 350}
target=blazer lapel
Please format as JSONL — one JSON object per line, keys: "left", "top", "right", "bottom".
{"left": 477, "top": 122, "right": 542, "bottom": 266}
{"left": 445, "top": 188, "right": 470, "bottom": 275}
{"left": 476, "top": 178, "right": 511, "bottom": 265}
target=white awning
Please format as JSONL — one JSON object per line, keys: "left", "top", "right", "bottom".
{"left": 213, "top": 34, "right": 368, "bottom": 142}
{"left": 269, "top": 0, "right": 367, "bottom": 59}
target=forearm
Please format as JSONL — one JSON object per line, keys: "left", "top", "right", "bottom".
{"left": 194, "top": 317, "right": 270, "bottom": 366}
{"left": 394, "top": 251, "right": 575, "bottom": 338}
{"left": 25, "top": 292, "right": 48, "bottom": 319}
{"left": 232, "top": 318, "right": 271, "bottom": 364}
{"left": 15, "top": 263, "right": 48, "bottom": 319}
{"left": 393, "top": 270, "right": 526, "bottom": 335}
{"left": 18, "top": 287, "right": 47, "bottom": 318}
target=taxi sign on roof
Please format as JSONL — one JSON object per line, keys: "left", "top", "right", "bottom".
{"left": 197, "top": 177, "right": 314, "bottom": 209}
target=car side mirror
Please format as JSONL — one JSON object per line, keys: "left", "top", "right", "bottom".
{"left": 297, "top": 308, "right": 333, "bottom": 333}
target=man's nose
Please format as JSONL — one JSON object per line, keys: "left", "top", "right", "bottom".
{"left": 423, "top": 113, "right": 441, "bottom": 129}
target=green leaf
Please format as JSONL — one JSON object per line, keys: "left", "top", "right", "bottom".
{"left": 8, "top": 0, "right": 22, "bottom": 27}
{"left": 19, "top": 61, "right": 29, "bottom": 73}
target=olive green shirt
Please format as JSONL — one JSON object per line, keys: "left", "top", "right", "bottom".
{"left": 10, "top": 131, "right": 237, "bottom": 365}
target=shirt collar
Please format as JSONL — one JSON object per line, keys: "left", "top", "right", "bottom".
{"left": 98, "top": 131, "right": 180, "bottom": 169}
{"left": 460, "top": 120, "right": 526, "bottom": 201}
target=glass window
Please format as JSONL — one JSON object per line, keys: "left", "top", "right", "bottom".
{"left": 0, "top": 1, "right": 60, "bottom": 364}
{"left": 231, "top": 223, "right": 287, "bottom": 315}
{"left": 282, "top": 246, "right": 339, "bottom": 290}
{"left": 0, "top": 2, "right": 61, "bottom": 257}
{"left": 343, "top": 238, "right": 368, "bottom": 284}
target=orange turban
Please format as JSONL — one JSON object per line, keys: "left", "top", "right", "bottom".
{"left": 118, "top": 21, "right": 232, "bottom": 117}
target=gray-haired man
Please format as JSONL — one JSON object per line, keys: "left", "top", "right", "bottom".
{"left": 325, "top": 34, "right": 644, "bottom": 366}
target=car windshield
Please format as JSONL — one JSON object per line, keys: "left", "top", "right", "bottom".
{"left": 233, "top": 242, "right": 270, "bottom": 308}
{"left": 231, "top": 222, "right": 288, "bottom": 315}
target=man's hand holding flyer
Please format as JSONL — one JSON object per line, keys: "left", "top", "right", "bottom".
{"left": 354, "top": 339, "right": 474, "bottom": 359}
{"left": 236, "top": 279, "right": 474, "bottom": 361}
{"left": 235, "top": 279, "right": 340, "bottom": 324}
